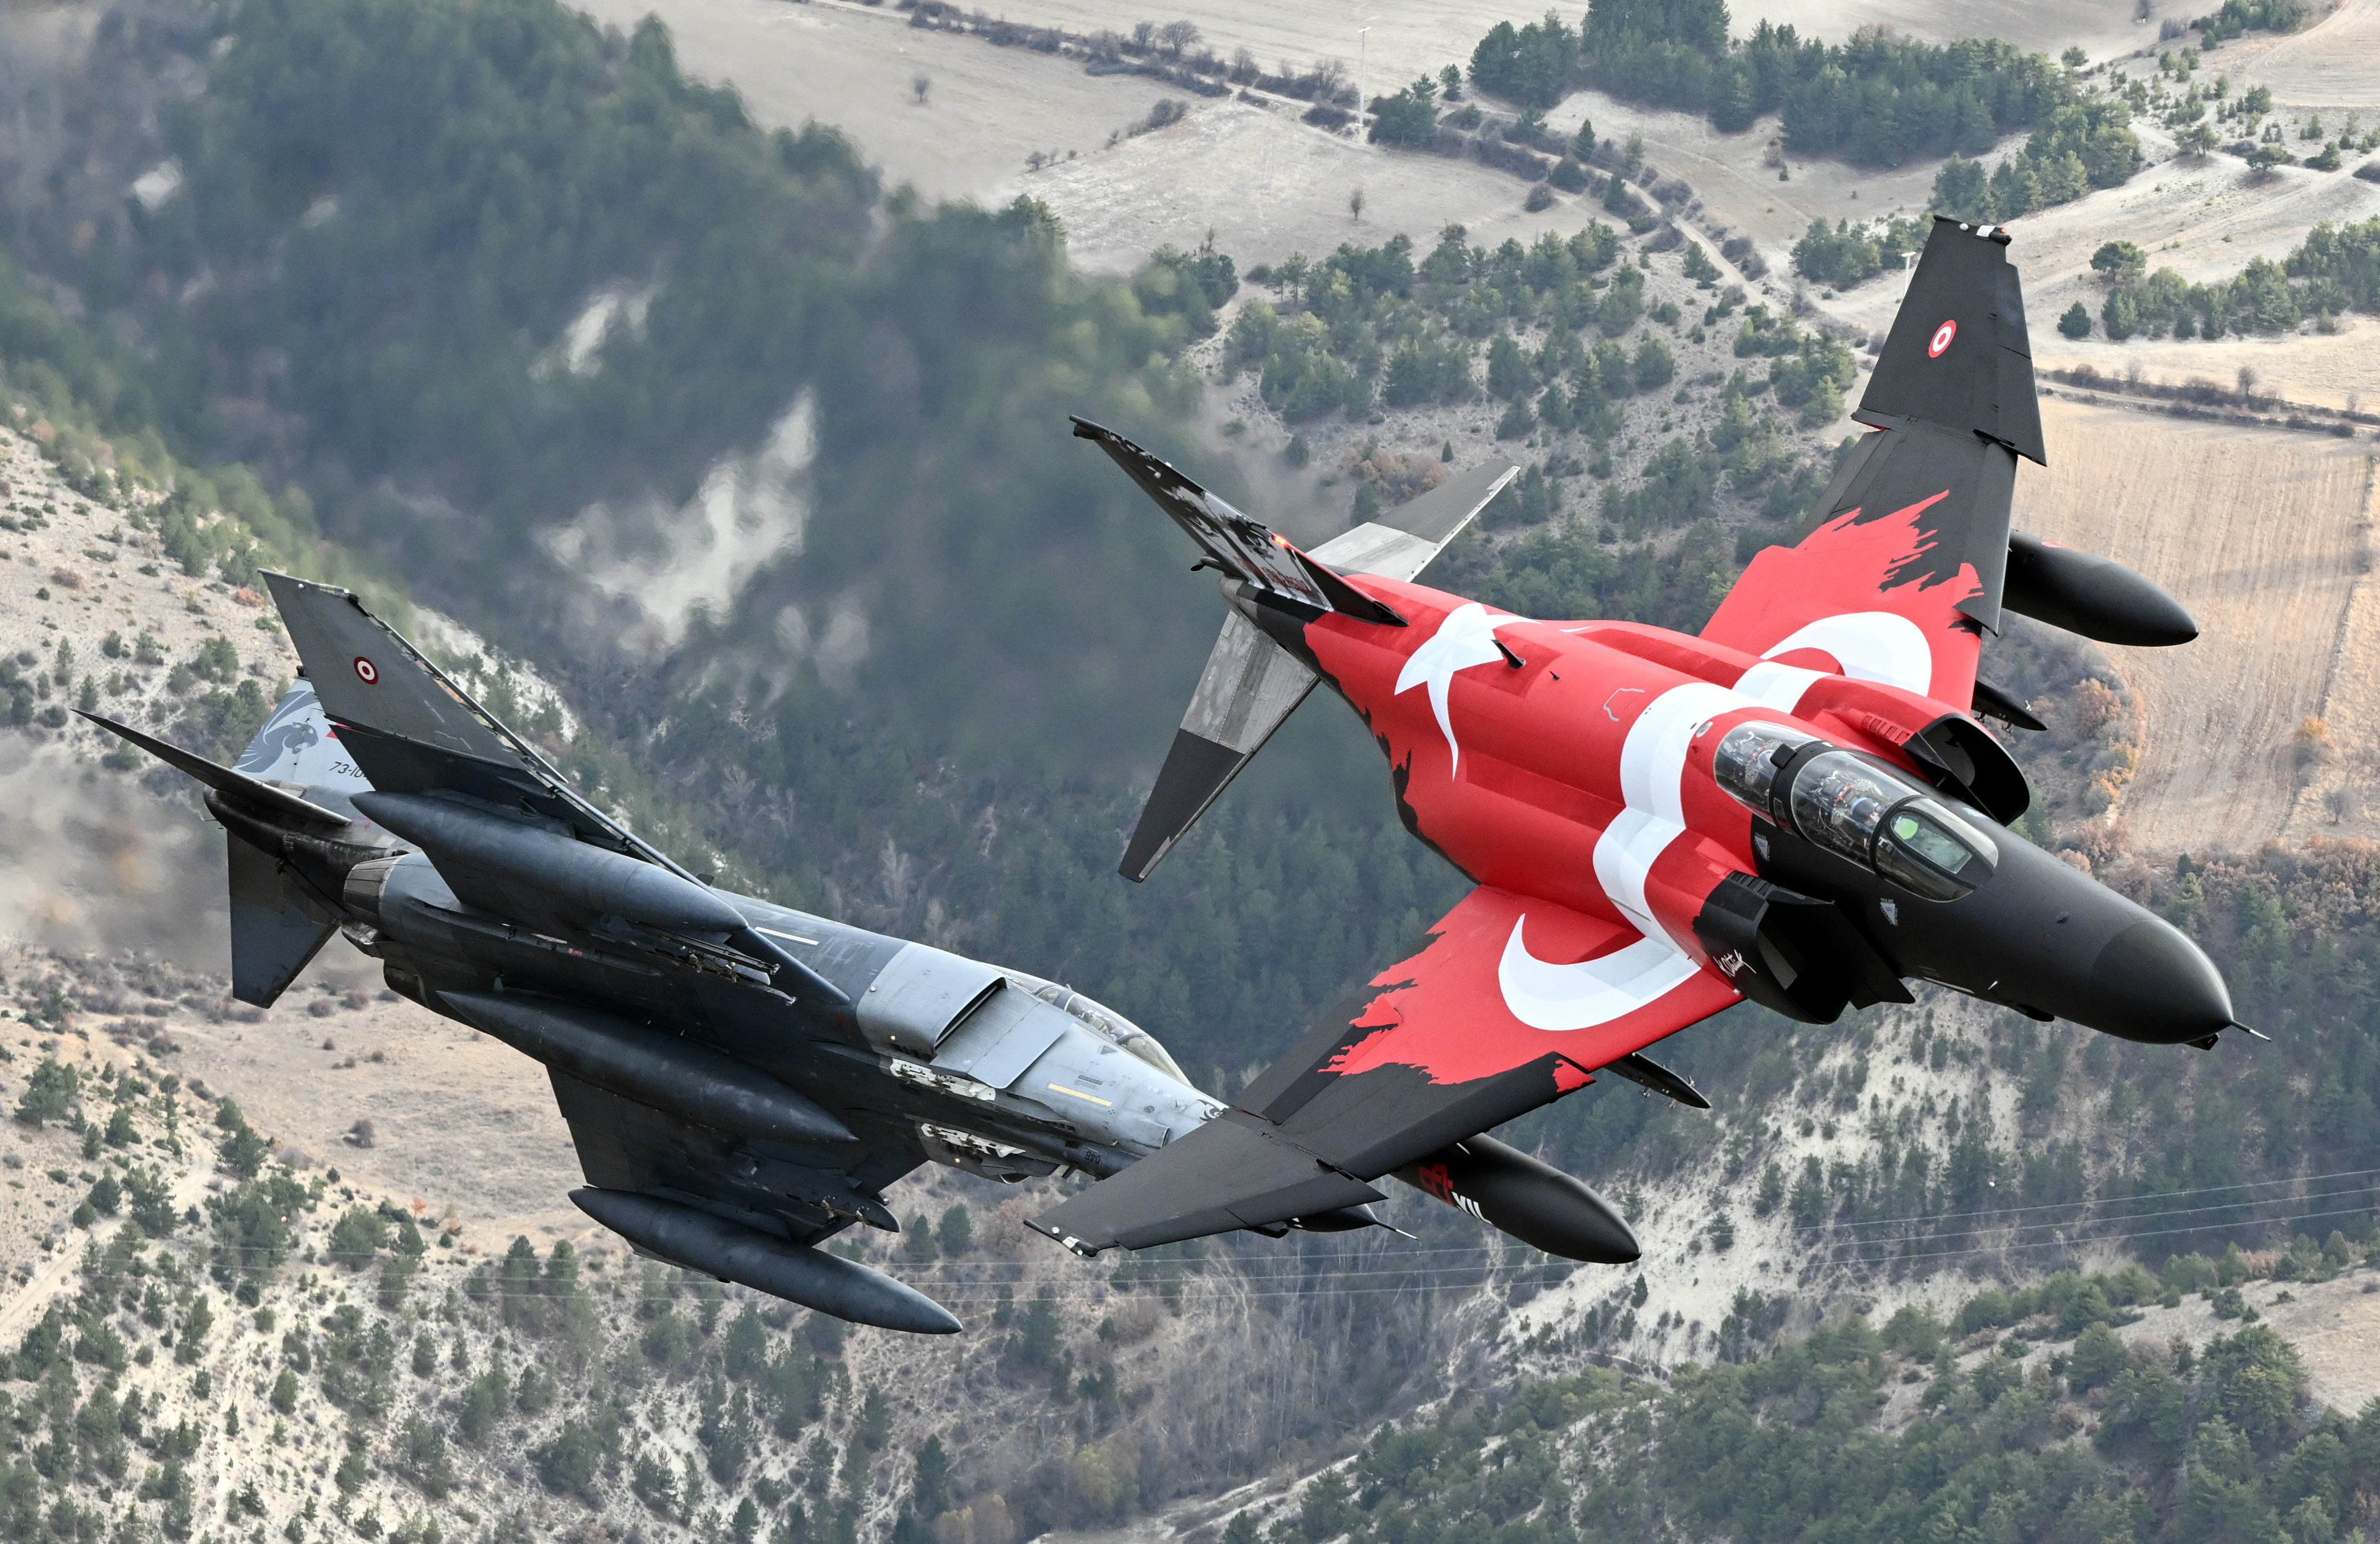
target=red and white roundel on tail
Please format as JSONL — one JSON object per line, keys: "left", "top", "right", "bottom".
{"left": 1928, "top": 319, "right": 1957, "bottom": 357}
{"left": 353, "top": 656, "right": 380, "bottom": 685}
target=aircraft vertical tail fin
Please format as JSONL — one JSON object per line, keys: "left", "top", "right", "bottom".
{"left": 78, "top": 706, "right": 357, "bottom": 1007}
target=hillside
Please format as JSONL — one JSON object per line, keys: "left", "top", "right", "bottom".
{"left": 3, "top": 993, "right": 2377, "bottom": 1544}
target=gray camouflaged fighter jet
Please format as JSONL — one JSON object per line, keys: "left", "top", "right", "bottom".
{"left": 84, "top": 572, "right": 1239, "bottom": 1334}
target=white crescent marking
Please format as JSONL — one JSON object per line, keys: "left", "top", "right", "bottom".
{"left": 1733, "top": 660, "right": 1828, "bottom": 712}
{"left": 1497, "top": 918, "right": 1702, "bottom": 1031}
{"left": 1591, "top": 681, "right": 1745, "bottom": 941}
{"left": 1759, "top": 610, "right": 1934, "bottom": 696}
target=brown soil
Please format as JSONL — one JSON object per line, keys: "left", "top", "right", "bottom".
{"left": 2198, "top": 0, "right": 2380, "bottom": 110}
{"left": 564, "top": 0, "right": 1180, "bottom": 203}
{"left": 2009, "top": 395, "right": 2376, "bottom": 856}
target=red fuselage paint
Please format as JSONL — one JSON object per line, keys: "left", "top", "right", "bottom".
{"left": 1272, "top": 488, "right": 1979, "bottom": 1084}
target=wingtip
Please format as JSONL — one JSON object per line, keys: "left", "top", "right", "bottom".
{"left": 75, "top": 709, "right": 164, "bottom": 757}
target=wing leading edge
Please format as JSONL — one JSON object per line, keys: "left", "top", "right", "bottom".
{"left": 1028, "top": 886, "right": 1737, "bottom": 1253}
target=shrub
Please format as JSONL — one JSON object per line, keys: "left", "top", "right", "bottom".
{"left": 327, "top": 1207, "right": 390, "bottom": 1268}
{"left": 14, "top": 1060, "right": 78, "bottom": 1126}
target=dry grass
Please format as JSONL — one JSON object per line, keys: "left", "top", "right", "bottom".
{"left": 2009, "top": 396, "right": 2375, "bottom": 855}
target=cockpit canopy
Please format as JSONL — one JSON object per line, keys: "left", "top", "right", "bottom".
{"left": 1715, "top": 723, "right": 1998, "bottom": 900}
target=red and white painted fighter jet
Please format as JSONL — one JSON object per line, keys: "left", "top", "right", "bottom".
{"left": 1032, "top": 218, "right": 2235, "bottom": 1263}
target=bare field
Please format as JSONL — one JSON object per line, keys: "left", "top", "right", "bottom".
{"left": 2012, "top": 396, "right": 2375, "bottom": 856}
{"left": 1017, "top": 97, "right": 1642, "bottom": 274}
{"left": 1816, "top": 150, "right": 2380, "bottom": 373}
{"left": 2098, "top": 1269, "right": 2380, "bottom": 1417}
{"left": 556, "top": 0, "right": 2380, "bottom": 297}
{"left": 165, "top": 959, "right": 593, "bottom": 1243}
{"left": 944, "top": 0, "right": 2150, "bottom": 117}
{"left": 2197, "top": 0, "right": 2380, "bottom": 109}
{"left": 567, "top": 0, "right": 1179, "bottom": 200}
{"left": 2284, "top": 454, "right": 2380, "bottom": 843}
{"left": 2037, "top": 324, "right": 2380, "bottom": 415}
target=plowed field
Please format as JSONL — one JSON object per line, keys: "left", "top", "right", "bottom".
{"left": 2011, "top": 395, "right": 2377, "bottom": 855}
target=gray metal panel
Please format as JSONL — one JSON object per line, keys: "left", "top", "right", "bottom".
{"left": 1014, "top": 1040, "right": 1174, "bottom": 1148}
{"left": 1180, "top": 610, "right": 1317, "bottom": 755}
{"left": 932, "top": 994, "right": 1070, "bottom": 1089}
{"left": 1309, "top": 460, "right": 1518, "bottom": 582}
{"left": 1304, "top": 522, "right": 1432, "bottom": 580}
{"left": 858, "top": 943, "right": 1009, "bottom": 1055}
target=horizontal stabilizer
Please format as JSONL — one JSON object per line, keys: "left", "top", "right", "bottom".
{"left": 1307, "top": 459, "right": 1519, "bottom": 583}
{"left": 1070, "top": 417, "right": 1400, "bottom": 624}
{"left": 1121, "top": 611, "right": 1317, "bottom": 881}
{"left": 1028, "top": 1109, "right": 1384, "bottom": 1254}
{"left": 77, "top": 712, "right": 349, "bottom": 828}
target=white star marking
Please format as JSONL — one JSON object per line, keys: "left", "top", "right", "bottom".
{"left": 1394, "top": 602, "right": 1514, "bottom": 775}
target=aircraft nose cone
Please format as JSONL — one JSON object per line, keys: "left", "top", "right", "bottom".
{"left": 2088, "top": 918, "right": 2235, "bottom": 1044}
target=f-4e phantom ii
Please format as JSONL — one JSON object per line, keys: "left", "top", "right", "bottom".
{"left": 89, "top": 575, "right": 1246, "bottom": 1335}
{"left": 1033, "top": 217, "right": 2242, "bottom": 1262}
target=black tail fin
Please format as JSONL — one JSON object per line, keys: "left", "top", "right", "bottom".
{"left": 1854, "top": 215, "right": 2044, "bottom": 466}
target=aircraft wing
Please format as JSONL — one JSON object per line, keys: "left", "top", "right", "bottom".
{"left": 1698, "top": 217, "right": 2045, "bottom": 710}
{"left": 550, "top": 1070, "right": 919, "bottom": 1245}
{"left": 1306, "top": 459, "right": 1519, "bottom": 583}
{"left": 1028, "top": 886, "right": 1738, "bottom": 1254}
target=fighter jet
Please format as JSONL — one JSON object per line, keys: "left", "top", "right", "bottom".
{"left": 1033, "top": 217, "right": 2238, "bottom": 1262}
{"left": 86, "top": 575, "right": 1238, "bottom": 1334}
